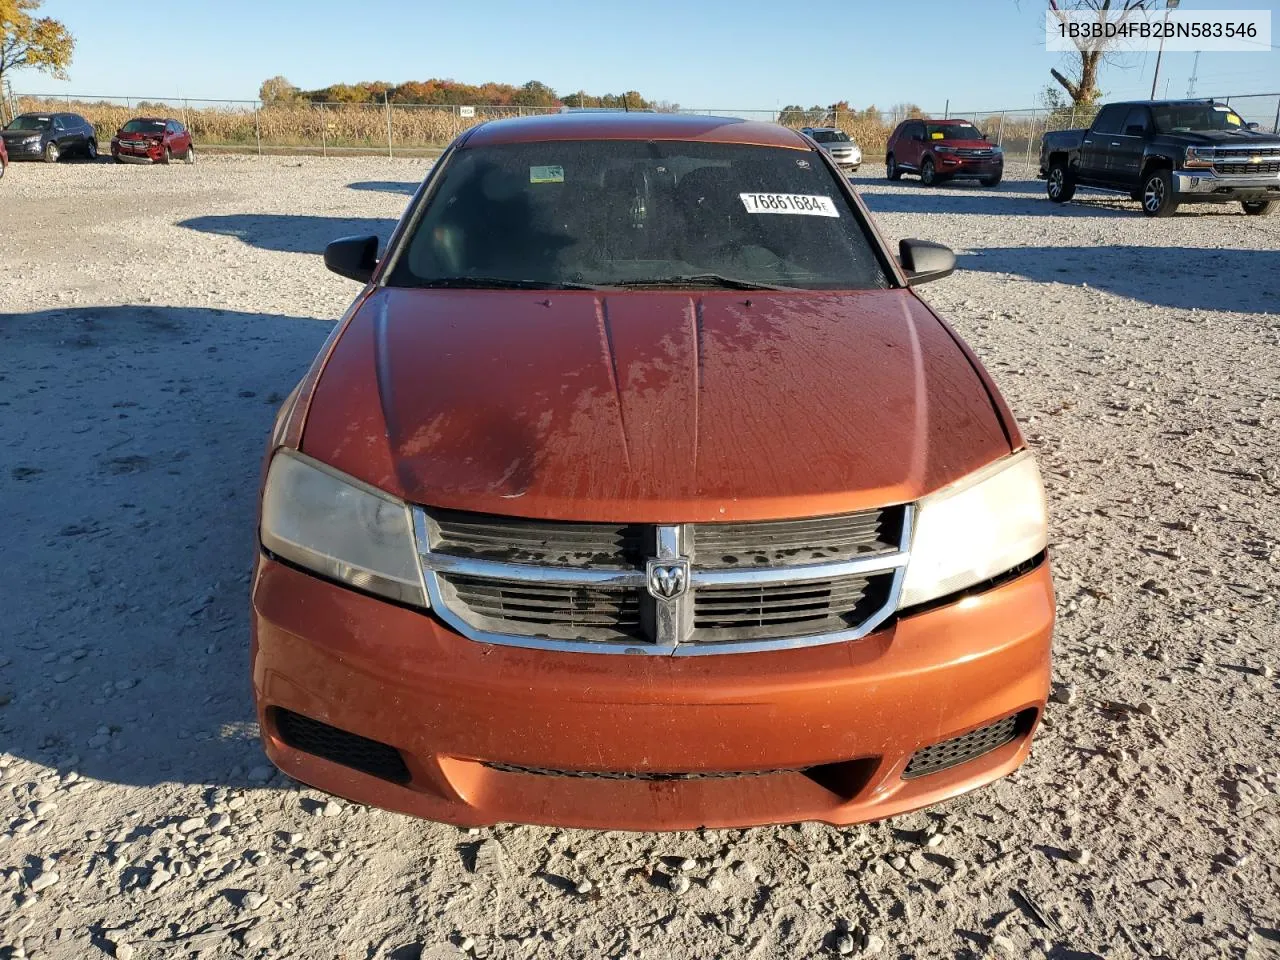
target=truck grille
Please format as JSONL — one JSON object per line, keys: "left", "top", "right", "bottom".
{"left": 1213, "top": 159, "right": 1280, "bottom": 175}
{"left": 414, "top": 505, "right": 911, "bottom": 655}
{"left": 956, "top": 148, "right": 996, "bottom": 158}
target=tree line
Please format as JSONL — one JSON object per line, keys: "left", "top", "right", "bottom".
{"left": 258, "top": 76, "right": 665, "bottom": 110}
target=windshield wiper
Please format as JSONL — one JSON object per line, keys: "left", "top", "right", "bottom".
{"left": 609, "top": 274, "right": 792, "bottom": 291}
{"left": 414, "top": 277, "right": 600, "bottom": 290}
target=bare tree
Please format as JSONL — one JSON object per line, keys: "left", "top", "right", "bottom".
{"left": 1046, "top": 0, "right": 1153, "bottom": 105}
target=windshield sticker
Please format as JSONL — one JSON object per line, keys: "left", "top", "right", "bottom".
{"left": 1213, "top": 105, "right": 1231, "bottom": 111}
{"left": 529, "top": 165, "right": 564, "bottom": 184}
{"left": 739, "top": 193, "right": 839, "bottom": 217}
{"left": 931, "top": 131, "right": 945, "bottom": 140}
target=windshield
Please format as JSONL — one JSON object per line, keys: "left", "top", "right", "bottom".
{"left": 122, "top": 119, "right": 166, "bottom": 134}
{"left": 1151, "top": 103, "right": 1247, "bottom": 133}
{"left": 6, "top": 116, "right": 51, "bottom": 131}
{"left": 926, "top": 123, "right": 983, "bottom": 141}
{"left": 390, "top": 140, "right": 889, "bottom": 291}
{"left": 811, "top": 130, "right": 851, "bottom": 143}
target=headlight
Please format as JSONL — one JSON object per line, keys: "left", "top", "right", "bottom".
{"left": 1184, "top": 146, "right": 1215, "bottom": 169}
{"left": 991, "top": 146, "right": 1003, "bottom": 156}
{"left": 23, "top": 135, "right": 41, "bottom": 144}
{"left": 934, "top": 145, "right": 956, "bottom": 154}
{"left": 899, "top": 451, "right": 1047, "bottom": 609}
{"left": 260, "top": 450, "right": 427, "bottom": 606}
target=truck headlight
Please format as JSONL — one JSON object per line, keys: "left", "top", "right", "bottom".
{"left": 899, "top": 451, "right": 1047, "bottom": 609}
{"left": 1184, "top": 147, "right": 1215, "bottom": 170}
{"left": 260, "top": 450, "right": 427, "bottom": 607}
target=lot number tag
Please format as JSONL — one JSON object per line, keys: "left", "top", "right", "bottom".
{"left": 739, "top": 193, "right": 839, "bottom": 217}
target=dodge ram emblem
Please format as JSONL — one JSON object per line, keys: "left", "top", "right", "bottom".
{"left": 646, "top": 560, "right": 689, "bottom": 601}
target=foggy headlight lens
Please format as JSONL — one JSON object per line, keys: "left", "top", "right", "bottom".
{"left": 899, "top": 451, "right": 1047, "bottom": 609}
{"left": 261, "top": 451, "right": 427, "bottom": 606}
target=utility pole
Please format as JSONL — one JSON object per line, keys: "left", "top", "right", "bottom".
{"left": 1150, "top": 0, "right": 1180, "bottom": 100}
{"left": 1186, "top": 50, "right": 1200, "bottom": 97}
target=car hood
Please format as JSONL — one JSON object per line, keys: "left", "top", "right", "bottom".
{"left": 935, "top": 139, "right": 996, "bottom": 150}
{"left": 821, "top": 142, "right": 859, "bottom": 152}
{"left": 1162, "top": 129, "right": 1280, "bottom": 147}
{"left": 1, "top": 128, "right": 44, "bottom": 141}
{"left": 300, "top": 288, "right": 1013, "bottom": 522}
{"left": 117, "top": 130, "right": 163, "bottom": 140}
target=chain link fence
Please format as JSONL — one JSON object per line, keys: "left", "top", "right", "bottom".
{"left": 13, "top": 92, "right": 1279, "bottom": 161}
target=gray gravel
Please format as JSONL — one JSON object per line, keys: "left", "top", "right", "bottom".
{"left": 2, "top": 155, "right": 1280, "bottom": 959}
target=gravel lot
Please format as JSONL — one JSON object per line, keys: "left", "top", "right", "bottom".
{"left": 2, "top": 155, "right": 1279, "bottom": 960}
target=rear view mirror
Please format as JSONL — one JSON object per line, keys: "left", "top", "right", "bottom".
{"left": 324, "top": 235, "right": 379, "bottom": 284}
{"left": 898, "top": 239, "right": 956, "bottom": 286}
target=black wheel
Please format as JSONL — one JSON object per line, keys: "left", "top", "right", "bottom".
{"left": 86, "top": 138, "right": 98, "bottom": 160}
{"left": 163, "top": 146, "right": 173, "bottom": 165}
{"left": 1140, "top": 168, "right": 1178, "bottom": 217}
{"left": 886, "top": 153, "right": 901, "bottom": 181}
{"left": 921, "top": 157, "right": 937, "bottom": 186}
{"left": 1242, "top": 200, "right": 1276, "bottom": 216}
{"left": 184, "top": 144, "right": 196, "bottom": 165}
{"left": 43, "top": 141, "right": 60, "bottom": 163}
{"left": 980, "top": 173, "right": 1002, "bottom": 187}
{"left": 1046, "top": 160, "right": 1076, "bottom": 203}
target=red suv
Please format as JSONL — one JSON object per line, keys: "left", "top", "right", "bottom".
{"left": 110, "top": 117, "right": 195, "bottom": 165}
{"left": 886, "top": 119, "right": 1003, "bottom": 187}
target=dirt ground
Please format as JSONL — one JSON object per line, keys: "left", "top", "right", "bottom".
{"left": 1, "top": 155, "right": 1278, "bottom": 960}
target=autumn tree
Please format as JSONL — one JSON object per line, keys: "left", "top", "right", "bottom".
{"left": 258, "top": 75, "right": 299, "bottom": 104}
{"left": 0, "top": 0, "right": 74, "bottom": 122}
{"left": 1046, "top": 0, "right": 1154, "bottom": 106}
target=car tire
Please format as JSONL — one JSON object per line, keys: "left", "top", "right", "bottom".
{"left": 163, "top": 146, "right": 173, "bottom": 165}
{"left": 185, "top": 144, "right": 196, "bottom": 165}
{"left": 44, "top": 141, "right": 59, "bottom": 163}
{"left": 980, "top": 173, "right": 1002, "bottom": 187}
{"left": 1140, "top": 167, "right": 1178, "bottom": 217}
{"left": 921, "top": 157, "right": 937, "bottom": 186}
{"left": 1046, "top": 160, "right": 1076, "bottom": 203}
{"left": 1241, "top": 200, "right": 1276, "bottom": 216}
{"left": 86, "top": 138, "right": 98, "bottom": 160}
{"left": 886, "top": 154, "right": 902, "bottom": 181}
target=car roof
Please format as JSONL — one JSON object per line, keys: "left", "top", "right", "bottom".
{"left": 463, "top": 111, "right": 810, "bottom": 150}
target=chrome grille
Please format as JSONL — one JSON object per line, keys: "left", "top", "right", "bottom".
{"left": 692, "top": 574, "right": 892, "bottom": 643}
{"left": 693, "top": 507, "right": 903, "bottom": 568}
{"left": 956, "top": 148, "right": 995, "bottom": 158}
{"left": 430, "top": 509, "right": 646, "bottom": 566}
{"left": 1213, "top": 159, "right": 1280, "bottom": 175}
{"left": 413, "top": 505, "right": 911, "bottom": 656}
{"left": 440, "top": 574, "right": 644, "bottom": 642}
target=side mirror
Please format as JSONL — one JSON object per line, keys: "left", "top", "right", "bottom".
{"left": 898, "top": 239, "right": 956, "bottom": 286}
{"left": 1246, "top": 121, "right": 1260, "bottom": 131}
{"left": 324, "top": 235, "right": 379, "bottom": 284}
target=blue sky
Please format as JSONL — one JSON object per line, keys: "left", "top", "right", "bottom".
{"left": 16, "top": 0, "right": 1280, "bottom": 111}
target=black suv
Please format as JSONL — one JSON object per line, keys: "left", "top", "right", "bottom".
{"left": 0, "top": 112, "right": 99, "bottom": 163}
{"left": 1040, "top": 99, "right": 1280, "bottom": 217}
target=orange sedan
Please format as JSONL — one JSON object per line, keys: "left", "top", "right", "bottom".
{"left": 252, "top": 112, "right": 1052, "bottom": 830}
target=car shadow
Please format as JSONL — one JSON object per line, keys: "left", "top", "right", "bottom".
{"left": 0, "top": 305, "right": 334, "bottom": 789}
{"left": 177, "top": 214, "right": 398, "bottom": 254}
{"left": 347, "top": 180, "right": 419, "bottom": 196}
{"left": 959, "top": 245, "right": 1280, "bottom": 313}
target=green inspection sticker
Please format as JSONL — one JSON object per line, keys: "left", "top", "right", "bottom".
{"left": 530, "top": 165, "right": 564, "bottom": 184}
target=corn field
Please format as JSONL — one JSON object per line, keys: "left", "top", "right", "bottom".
{"left": 15, "top": 92, "right": 1279, "bottom": 159}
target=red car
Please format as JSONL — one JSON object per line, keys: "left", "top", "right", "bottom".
{"left": 0, "top": 134, "right": 7, "bottom": 180}
{"left": 251, "top": 112, "right": 1053, "bottom": 831}
{"left": 110, "top": 117, "right": 195, "bottom": 165}
{"left": 886, "top": 118, "right": 1003, "bottom": 187}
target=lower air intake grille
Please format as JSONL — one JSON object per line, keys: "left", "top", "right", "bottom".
{"left": 272, "top": 708, "right": 410, "bottom": 785}
{"left": 482, "top": 761, "right": 795, "bottom": 781}
{"left": 902, "top": 711, "right": 1031, "bottom": 779}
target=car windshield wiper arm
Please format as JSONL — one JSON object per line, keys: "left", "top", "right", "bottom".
{"left": 609, "top": 274, "right": 793, "bottom": 291}
{"left": 415, "top": 277, "right": 600, "bottom": 290}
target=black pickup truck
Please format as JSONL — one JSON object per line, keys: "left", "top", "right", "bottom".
{"left": 1039, "top": 99, "right": 1280, "bottom": 217}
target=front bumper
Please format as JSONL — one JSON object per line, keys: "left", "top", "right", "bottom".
{"left": 252, "top": 554, "right": 1054, "bottom": 830}
{"left": 2, "top": 142, "right": 43, "bottom": 159}
{"left": 1173, "top": 168, "right": 1280, "bottom": 201}
{"left": 113, "top": 152, "right": 160, "bottom": 164}
{"left": 937, "top": 156, "right": 1003, "bottom": 178}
